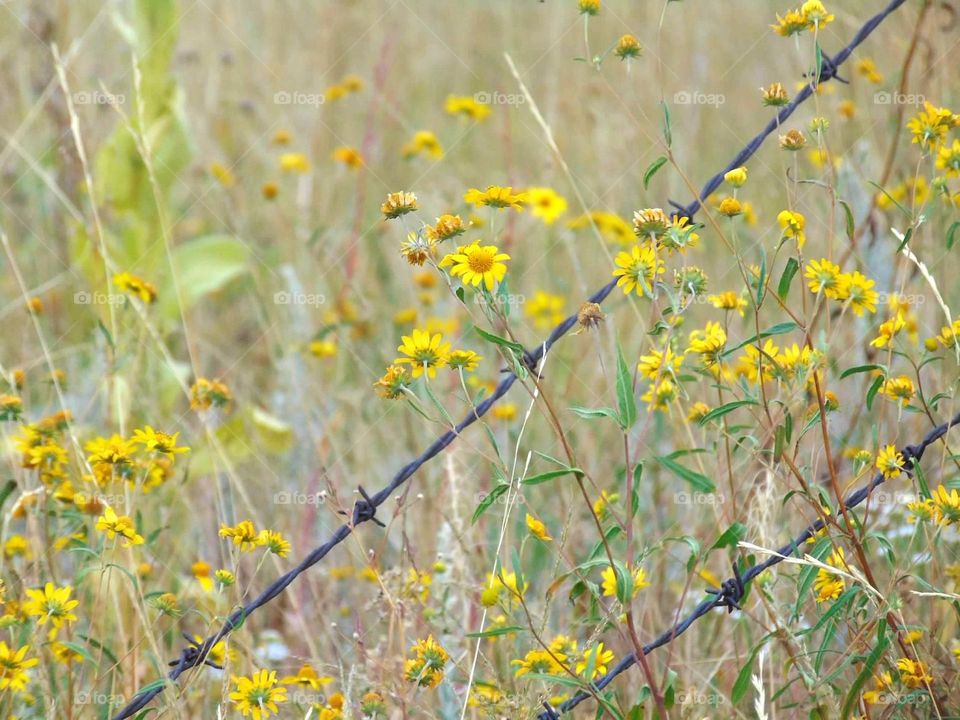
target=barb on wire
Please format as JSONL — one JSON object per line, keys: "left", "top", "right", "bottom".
{"left": 111, "top": 1, "right": 910, "bottom": 717}
{"left": 544, "top": 410, "right": 960, "bottom": 720}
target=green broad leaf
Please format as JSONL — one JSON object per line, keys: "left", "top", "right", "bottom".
{"left": 777, "top": 257, "right": 799, "bottom": 299}
{"left": 732, "top": 632, "right": 776, "bottom": 704}
{"left": 570, "top": 405, "right": 621, "bottom": 423}
{"left": 948, "top": 220, "right": 960, "bottom": 250}
{"left": 656, "top": 455, "right": 715, "bottom": 493}
{"left": 616, "top": 344, "right": 637, "bottom": 429}
{"left": 865, "top": 374, "right": 884, "bottom": 411}
{"left": 472, "top": 484, "right": 508, "bottom": 524}
{"left": 643, "top": 156, "right": 668, "bottom": 189}
{"left": 840, "top": 628, "right": 889, "bottom": 719}
{"left": 163, "top": 234, "right": 251, "bottom": 319}
{"left": 722, "top": 322, "right": 798, "bottom": 358}
{"left": 474, "top": 327, "right": 524, "bottom": 354}
{"left": 698, "top": 399, "right": 757, "bottom": 425}
{"left": 711, "top": 522, "right": 746, "bottom": 551}
{"left": 840, "top": 363, "right": 883, "bottom": 379}
{"left": 665, "top": 535, "right": 701, "bottom": 571}
{"left": 522, "top": 468, "right": 583, "bottom": 485}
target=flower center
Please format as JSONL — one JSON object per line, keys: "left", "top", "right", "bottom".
{"left": 466, "top": 249, "right": 494, "bottom": 274}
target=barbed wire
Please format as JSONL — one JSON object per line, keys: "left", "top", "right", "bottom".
{"left": 111, "top": 1, "right": 913, "bottom": 717}
{"left": 541, "top": 409, "right": 959, "bottom": 719}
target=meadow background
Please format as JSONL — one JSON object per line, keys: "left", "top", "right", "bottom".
{"left": 1, "top": 0, "right": 959, "bottom": 718}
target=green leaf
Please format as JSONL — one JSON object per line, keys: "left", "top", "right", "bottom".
{"left": 163, "top": 234, "right": 250, "bottom": 319}
{"left": 616, "top": 344, "right": 637, "bottom": 429}
{"left": 656, "top": 456, "right": 715, "bottom": 493}
{"left": 474, "top": 327, "right": 524, "bottom": 354}
{"left": 698, "top": 400, "right": 757, "bottom": 426}
{"left": 472, "top": 484, "right": 508, "bottom": 524}
{"left": 840, "top": 627, "right": 889, "bottom": 719}
{"left": 777, "top": 257, "right": 799, "bottom": 299}
{"left": 522, "top": 468, "right": 583, "bottom": 485}
{"left": 664, "top": 535, "right": 700, "bottom": 572}
{"left": 466, "top": 625, "right": 525, "bottom": 638}
{"left": 865, "top": 374, "right": 884, "bottom": 411}
{"left": 840, "top": 363, "right": 883, "bottom": 379}
{"left": 661, "top": 100, "right": 673, "bottom": 148}
{"left": 895, "top": 226, "right": 913, "bottom": 253}
{"left": 570, "top": 405, "right": 621, "bottom": 423}
{"left": 722, "top": 322, "right": 798, "bottom": 358}
{"left": 838, "top": 199, "right": 855, "bottom": 241}
{"left": 732, "top": 634, "right": 775, "bottom": 704}
{"left": 868, "top": 181, "right": 911, "bottom": 218}
{"left": 643, "top": 156, "right": 668, "bottom": 189}
{"left": 948, "top": 220, "right": 960, "bottom": 250}
{"left": 711, "top": 522, "right": 746, "bottom": 551}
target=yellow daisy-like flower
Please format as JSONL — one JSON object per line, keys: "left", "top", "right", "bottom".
{"left": 601, "top": 565, "right": 650, "bottom": 599}
{"left": 525, "top": 291, "right": 565, "bottom": 329}
{"left": 464, "top": 186, "right": 527, "bottom": 211}
{"left": 839, "top": 271, "right": 878, "bottom": 315}
{"left": 444, "top": 95, "right": 491, "bottom": 122}
{"left": 641, "top": 378, "right": 677, "bottom": 411}
{"left": 395, "top": 329, "right": 451, "bottom": 378}
{"left": 724, "top": 167, "right": 748, "bottom": 187}
{"left": 400, "top": 231, "right": 436, "bottom": 267}
{"left": 23, "top": 582, "right": 79, "bottom": 629}
{"left": 813, "top": 547, "right": 847, "bottom": 603}
{"left": 525, "top": 513, "right": 552, "bottom": 542}
{"left": 402, "top": 130, "right": 444, "bottom": 160}
{"left": 440, "top": 242, "right": 509, "bottom": 291}
{"left": 96, "top": 506, "right": 145, "bottom": 547}
{"left": 381, "top": 191, "right": 418, "bottom": 219}
{"left": 279, "top": 153, "right": 310, "bottom": 173}
{"left": 190, "top": 377, "right": 232, "bottom": 411}
{"left": 771, "top": 9, "right": 810, "bottom": 36}
{"left": 896, "top": 658, "right": 933, "bottom": 689}
{"left": 281, "top": 664, "right": 333, "bottom": 690}
{"left": 512, "top": 648, "right": 565, "bottom": 677}
{"left": 637, "top": 347, "right": 683, "bottom": 380}
{"left": 331, "top": 146, "right": 364, "bottom": 169}
{"left": 526, "top": 187, "right": 568, "bottom": 225}
{"left": 931, "top": 484, "right": 960, "bottom": 526}
{"left": 687, "top": 321, "right": 727, "bottom": 369}
{"left": 448, "top": 349, "right": 481, "bottom": 373}
{"left": 686, "top": 401, "right": 711, "bottom": 422}
{"left": 936, "top": 138, "right": 960, "bottom": 177}
{"left": 0, "top": 642, "right": 39, "bottom": 693}
{"left": 113, "top": 272, "right": 157, "bottom": 304}
{"left": 804, "top": 259, "right": 844, "bottom": 299}
{"left": 707, "top": 291, "right": 747, "bottom": 316}
{"left": 880, "top": 374, "right": 914, "bottom": 405}
{"left": 220, "top": 520, "right": 260, "bottom": 552}
{"left": 801, "top": 1, "right": 834, "bottom": 28}
{"left": 230, "top": 669, "right": 288, "bottom": 720}
{"left": 762, "top": 82, "right": 789, "bottom": 107}
{"left": 612, "top": 244, "right": 664, "bottom": 297}
{"left": 405, "top": 635, "right": 449, "bottom": 688}
{"left": 576, "top": 643, "right": 614, "bottom": 680}
{"left": 777, "top": 210, "right": 806, "bottom": 248}
{"left": 875, "top": 444, "right": 905, "bottom": 478}
{"left": 615, "top": 34, "right": 642, "bottom": 60}
{"left": 131, "top": 426, "right": 190, "bottom": 456}
{"left": 426, "top": 214, "right": 465, "bottom": 242}
{"left": 374, "top": 365, "right": 411, "bottom": 399}
{"left": 257, "top": 530, "right": 291, "bottom": 557}
{"left": 907, "top": 101, "right": 958, "bottom": 151}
